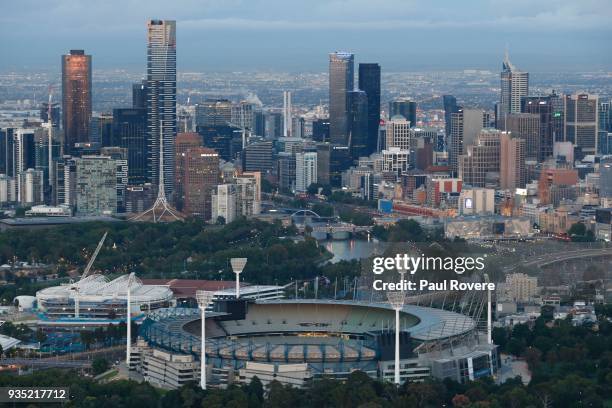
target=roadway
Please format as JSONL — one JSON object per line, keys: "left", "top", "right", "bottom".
{"left": 504, "top": 247, "right": 612, "bottom": 273}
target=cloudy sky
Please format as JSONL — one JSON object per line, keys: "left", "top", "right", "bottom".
{"left": 1, "top": 0, "right": 610, "bottom": 72}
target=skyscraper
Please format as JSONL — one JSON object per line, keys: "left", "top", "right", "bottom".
{"left": 358, "top": 63, "right": 381, "bottom": 155}
{"left": 565, "top": 93, "right": 599, "bottom": 156}
{"left": 500, "top": 113, "right": 540, "bottom": 161}
{"left": 75, "top": 156, "right": 117, "bottom": 215}
{"left": 329, "top": 52, "right": 354, "bottom": 146}
{"left": 183, "top": 147, "right": 219, "bottom": 219}
{"left": 347, "top": 90, "right": 369, "bottom": 160}
{"left": 295, "top": 152, "right": 317, "bottom": 192}
{"left": 389, "top": 98, "right": 417, "bottom": 128}
{"left": 500, "top": 132, "right": 526, "bottom": 190}
{"left": 283, "top": 91, "right": 292, "bottom": 137}
{"left": 521, "top": 92, "right": 564, "bottom": 161}
{"left": 132, "top": 80, "right": 147, "bottom": 109}
{"left": 449, "top": 109, "right": 485, "bottom": 174}
{"left": 174, "top": 132, "right": 202, "bottom": 210}
{"left": 146, "top": 19, "right": 177, "bottom": 195}
{"left": 113, "top": 107, "right": 147, "bottom": 185}
{"left": 62, "top": 49, "right": 92, "bottom": 155}
{"left": 500, "top": 52, "right": 528, "bottom": 119}
{"left": 443, "top": 95, "right": 459, "bottom": 141}
{"left": 459, "top": 130, "right": 501, "bottom": 188}
{"left": 195, "top": 99, "right": 232, "bottom": 127}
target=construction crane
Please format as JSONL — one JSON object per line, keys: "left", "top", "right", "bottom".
{"left": 70, "top": 232, "right": 108, "bottom": 318}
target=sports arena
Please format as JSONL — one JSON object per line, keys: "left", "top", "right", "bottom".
{"left": 135, "top": 297, "right": 498, "bottom": 389}
{"left": 36, "top": 274, "right": 173, "bottom": 322}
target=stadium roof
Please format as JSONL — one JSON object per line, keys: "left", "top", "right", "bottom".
{"left": 37, "top": 274, "right": 173, "bottom": 303}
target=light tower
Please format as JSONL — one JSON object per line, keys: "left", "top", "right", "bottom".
{"left": 387, "top": 290, "right": 405, "bottom": 385}
{"left": 484, "top": 273, "right": 492, "bottom": 344}
{"left": 125, "top": 272, "right": 139, "bottom": 368}
{"left": 230, "top": 258, "right": 247, "bottom": 299}
{"left": 196, "top": 290, "right": 215, "bottom": 390}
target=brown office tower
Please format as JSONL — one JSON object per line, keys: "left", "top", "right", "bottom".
{"left": 62, "top": 50, "right": 92, "bottom": 155}
{"left": 459, "top": 130, "right": 500, "bottom": 188}
{"left": 183, "top": 147, "right": 219, "bottom": 219}
{"left": 174, "top": 132, "right": 202, "bottom": 210}
{"left": 500, "top": 113, "right": 540, "bottom": 161}
{"left": 500, "top": 132, "right": 526, "bottom": 190}
{"left": 538, "top": 167, "right": 578, "bottom": 206}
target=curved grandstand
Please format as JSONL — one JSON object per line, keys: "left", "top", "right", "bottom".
{"left": 137, "top": 299, "right": 492, "bottom": 387}
{"left": 37, "top": 274, "right": 173, "bottom": 320}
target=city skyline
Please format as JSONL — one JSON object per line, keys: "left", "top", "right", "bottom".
{"left": 1, "top": 0, "right": 611, "bottom": 72}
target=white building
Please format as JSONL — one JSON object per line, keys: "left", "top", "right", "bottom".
{"left": 504, "top": 273, "right": 538, "bottom": 302}
{"left": 0, "top": 174, "right": 16, "bottom": 203}
{"left": 211, "top": 184, "right": 237, "bottom": 223}
{"left": 458, "top": 188, "right": 495, "bottom": 215}
{"left": 380, "top": 148, "right": 410, "bottom": 176}
{"left": 295, "top": 152, "right": 317, "bottom": 192}
{"left": 18, "top": 168, "right": 44, "bottom": 205}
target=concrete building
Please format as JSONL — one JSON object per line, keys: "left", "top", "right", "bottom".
{"left": 500, "top": 132, "right": 526, "bottom": 190}
{"left": 183, "top": 147, "right": 220, "bottom": 219}
{"left": 174, "top": 132, "right": 202, "bottom": 210}
{"left": 75, "top": 156, "right": 117, "bottom": 215}
{"left": 141, "top": 348, "right": 198, "bottom": 390}
{"left": 211, "top": 184, "right": 237, "bottom": 223}
{"left": 565, "top": 93, "right": 599, "bottom": 155}
{"left": 18, "top": 168, "right": 44, "bottom": 206}
{"left": 449, "top": 109, "right": 485, "bottom": 174}
{"left": 505, "top": 273, "right": 538, "bottom": 302}
{"left": 500, "top": 113, "right": 539, "bottom": 161}
{"left": 500, "top": 52, "right": 528, "bottom": 117}
{"left": 381, "top": 148, "right": 410, "bottom": 177}
{"left": 458, "top": 188, "right": 495, "bottom": 215}
{"left": 295, "top": 152, "right": 317, "bottom": 192}
{"left": 459, "top": 130, "right": 501, "bottom": 188}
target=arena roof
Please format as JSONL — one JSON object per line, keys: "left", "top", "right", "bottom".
{"left": 37, "top": 274, "right": 173, "bottom": 303}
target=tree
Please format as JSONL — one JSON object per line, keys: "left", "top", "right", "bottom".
{"left": 216, "top": 216, "right": 226, "bottom": 225}
{"left": 91, "top": 357, "right": 109, "bottom": 375}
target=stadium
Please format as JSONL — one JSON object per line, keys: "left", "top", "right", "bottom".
{"left": 134, "top": 297, "right": 499, "bottom": 389}
{"left": 36, "top": 274, "right": 174, "bottom": 322}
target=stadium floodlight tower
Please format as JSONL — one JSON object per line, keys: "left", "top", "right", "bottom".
{"left": 196, "top": 290, "right": 215, "bottom": 390}
{"left": 230, "top": 258, "right": 247, "bottom": 299}
{"left": 125, "top": 272, "right": 138, "bottom": 368}
{"left": 387, "top": 290, "right": 406, "bottom": 385}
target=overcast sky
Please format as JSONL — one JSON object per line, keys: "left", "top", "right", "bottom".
{"left": 1, "top": 0, "right": 610, "bottom": 72}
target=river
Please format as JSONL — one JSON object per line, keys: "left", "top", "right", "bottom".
{"left": 323, "top": 239, "right": 388, "bottom": 263}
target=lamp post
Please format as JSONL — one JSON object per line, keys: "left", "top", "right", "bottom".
{"left": 387, "top": 290, "right": 405, "bottom": 385}
{"left": 196, "top": 290, "right": 215, "bottom": 390}
{"left": 125, "top": 273, "right": 137, "bottom": 368}
{"left": 230, "top": 258, "right": 247, "bottom": 299}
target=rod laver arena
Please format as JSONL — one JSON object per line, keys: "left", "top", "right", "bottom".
{"left": 132, "top": 298, "right": 499, "bottom": 389}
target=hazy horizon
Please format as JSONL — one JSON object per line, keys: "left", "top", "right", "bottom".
{"left": 1, "top": 0, "right": 611, "bottom": 72}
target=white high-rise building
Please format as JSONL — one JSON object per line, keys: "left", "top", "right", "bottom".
{"left": 500, "top": 51, "right": 529, "bottom": 116}
{"left": 211, "top": 184, "right": 237, "bottom": 224}
{"left": 385, "top": 117, "right": 411, "bottom": 150}
{"left": 380, "top": 147, "right": 410, "bottom": 176}
{"left": 0, "top": 174, "right": 16, "bottom": 203}
{"left": 295, "top": 152, "right": 317, "bottom": 192}
{"left": 283, "top": 91, "right": 292, "bottom": 138}
{"left": 236, "top": 172, "right": 261, "bottom": 216}
{"left": 18, "top": 168, "right": 44, "bottom": 206}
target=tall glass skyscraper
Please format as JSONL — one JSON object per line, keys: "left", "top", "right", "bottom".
{"left": 329, "top": 52, "right": 354, "bottom": 146}
{"left": 147, "top": 19, "right": 177, "bottom": 195}
{"left": 358, "top": 63, "right": 380, "bottom": 156}
{"left": 62, "top": 49, "right": 92, "bottom": 156}
{"left": 389, "top": 98, "right": 417, "bottom": 128}
{"left": 347, "top": 90, "right": 369, "bottom": 160}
